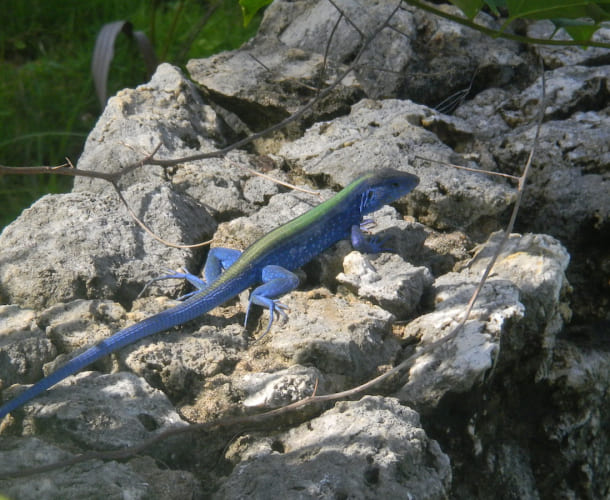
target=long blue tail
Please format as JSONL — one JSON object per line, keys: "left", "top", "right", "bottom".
{"left": 0, "top": 291, "right": 224, "bottom": 419}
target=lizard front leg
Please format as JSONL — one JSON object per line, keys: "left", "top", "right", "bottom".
{"left": 350, "top": 223, "right": 392, "bottom": 254}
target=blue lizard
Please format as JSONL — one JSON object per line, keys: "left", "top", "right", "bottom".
{"left": 0, "top": 168, "right": 419, "bottom": 419}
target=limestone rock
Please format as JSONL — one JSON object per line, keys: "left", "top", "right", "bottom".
{"left": 0, "top": 184, "right": 215, "bottom": 309}
{"left": 216, "top": 396, "right": 451, "bottom": 499}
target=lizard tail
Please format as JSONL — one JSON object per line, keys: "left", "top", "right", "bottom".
{"left": 0, "top": 288, "right": 232, "bottom": 419}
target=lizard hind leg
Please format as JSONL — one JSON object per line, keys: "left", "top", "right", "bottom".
{"left": 136, "top": 267, "right": 207, "bottom": 300}
{"left": 137, "top": 247, "right": 243, "bottom": 301}
{"left": 245, "top": 265, "right": 300, "bottom": 338}
{"left": 177, "top": 247, "right": 243, "bottom": 300}
{"left": 201, "top": 247, "right": 242, "bottom": 283}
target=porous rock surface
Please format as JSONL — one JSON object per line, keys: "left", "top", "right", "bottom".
{"left": 0, "top": 1, "right": 608, "bottom": 499}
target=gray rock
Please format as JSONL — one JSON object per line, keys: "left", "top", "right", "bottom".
{"left": 0, "top": 438, "right": 201, "bottom": 499}
{"left": 466, "top": 233, "right": 570, "bottom": 315}
{"left": 241, "top": 166, "right": 286, "bottom": 205}
{"left": 465, "top": 232, "right": 571, "bottom": 375}
{"left": 396, "top": 272, "right": 522, "bottom": 411}
{"left": 120, "top": 319, "right": 248, "bottom": 401}
{"left": 396, "top": 232, "right": 570, "bottom": 411}
{"left": 337, "top": 251, "right": 433, "bottom": 318}
{"left": 453, "top": 327, "right": 610, "bottom": 500}
{"left": 494, "top": 113, "right": 609, "bottom": 240}
{"left": 262, "top": 0, "right": 529, "bottom": 104}
{"left": 267, "top": 289, "right": 398, "bottom": 381}
{"left": 398, "top": 6, "right": 529, "bottom": 106}
{"left": 4, "top": 370, "right": 186, "bottom": 451}
{"left": 470, "top": 442, "right": 541, "bottom": 500}
{"left": 237, "top": 364, "right": 324, "bottom": 409}
{"left": 497, "top": 65, "right": 610, "bottom": 127}
{"left": 280, "top": 98, "right": 517, "bottom": 237}
{"left": 216, "top": 396, "right": 451, "bottom": 499}
{"left": 187, "top": 0, "right": 530, "bottom": 145}
{"left": 453, "top": 87, "right": 513, "bottom": 140}
{"left": 0, "top": 305, "right": 56, "bottom": 387}
{"left": 275, "top": 0, "right": 414, "bottom": 99}
{"left": 352, "top": 204, "right": 429, "bottom": 264}
{"left": 454, "top": 62, "right": 609, "bottom": 325}
{"left": 187, "top": 37, "right": 363, "bottom": 138}
{"left": 169, "top": 150, "right": 273, "bottom": 219}
{"left": 75, "top": 63, "right": 226, "bottom": 194}
{"left": 0, "top": 184, "right": 216, "bottom": 309}
{"left": 74, "top": 63, "right": 267, "bottom": 220}
{"left": 535, "top": 339, "right": 610, "bottom": 499}
{"left": 39, "top": 299, "right": 126, "bottom": 355}
{"left": 455, "top": 65, "right": 610, "bottom": 248}
{"left": 527, "top": 20, "right": 610, "bottom": 68}
{"left": 419, "top": 228, "right": 473, "bottom": 277}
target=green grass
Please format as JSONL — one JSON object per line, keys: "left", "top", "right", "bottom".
{"left": 0, "top": 0, "right": 261, "bottom": 229}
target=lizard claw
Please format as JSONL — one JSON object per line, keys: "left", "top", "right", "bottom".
{"left": 245, "top": 298, "right": 290, "bottom": 340}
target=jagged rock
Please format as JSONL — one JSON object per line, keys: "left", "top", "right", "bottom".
{"left": 455, "top": 64, "right": 609, "bottom": 323}
{"left": 187, "top": 37, "right": 363, "bottom": 138}
{"left": 395, "top": 272, "right": 522, "bottom": 412}
{"left": 0, "top": 183, "right": 216, "bottom": 309}
{"left": 74, "top": 63, "right": 268, "bottom": 219}
{"left": 465, "top": 232, "right": 571, "bottom": 343}
{"left": 75, "top": 63, "right": 226, "bottom": 194}
{"left": 216, "top": 396, "right": 451, "bottom": 499}
{"left": 267, "top": 289, "right": 398, "bottom": 380}
{"left": 396, "top": 232, "right": 570, "bottom": 412}
{"left": 2, "top": 371, "right": 186, "bottom": 452}
{"left": 0, "top": 305, "right": 56, "bottom": 387}
{"left": 0, "top": 438, "right": 202, "bottom": 499}
{"left": 497, "top": 65, "right": 610, "bottom": 127}
{"left": 200, "top": 0, "right": 530, "bottom": 114}
{"left": 120, "top": 318, "right": 248, "bottom": 401}
{"left": 337, "top": 251, "right": 433, "bottom": 318}
{"left": 280, "top": 98, "right": 517, "bottom": 238}
{"left": 534, "top": 338, "right": 610, "bottom": 498}
{"left": 527, "top": 20, "right": 610, "bottom": 68}
{"left": 237, "top": 364, "right": 324, "bottom": 409}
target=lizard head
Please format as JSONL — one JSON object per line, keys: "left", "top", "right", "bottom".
{"left": 356, "top": 168, "right": 419, "bottom": 215}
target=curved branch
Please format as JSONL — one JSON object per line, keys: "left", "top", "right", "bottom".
{"left": 406, "top": 0, "right": 610, "bottom": 49}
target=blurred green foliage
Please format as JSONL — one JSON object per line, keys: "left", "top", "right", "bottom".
{"left": 0, "top": 0, "right": 261, "bottom": 229}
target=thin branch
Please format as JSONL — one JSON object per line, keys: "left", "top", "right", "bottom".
{"left": 405, "top": 0, "right": 610, "bottom": 49}
{"left": 321, "top": 10, "right": 344, "bottom": 90}
{"left": 0, "top": 153, "right": 214, "bottom": 250}
{"left": 413, "top": 155, "right": 521, "bottom": 182}
{"left": 327, "top": 0, "right": 365, "bottom": 38}
{"left": 110, "top": 183, "right": 214, "bottom": 249}
{"left": 231, "top": 160, "right": 322, "bottom": 197}
{"left": 176, "top": 0, "right": 221, "bottom": 62}
{"left": 435, "top": 67, "right": 478, "bottom": 114}
{"left": 0, "top": 164, "right": 115, "bottom": 183}
{"left": 248, "top": 53, "right": 272, "bottom": 72}
{"left": 462, "top": 61, "right": 545, "bottom": 322}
